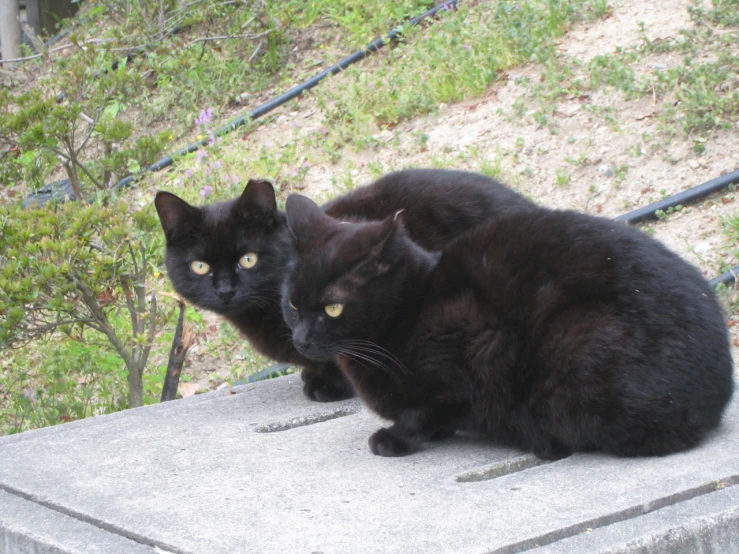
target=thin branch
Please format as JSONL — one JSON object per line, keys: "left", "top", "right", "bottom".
{"left": 248, "top": 40, "right": 264, "bottom": 64}
{"left": 139, "top": 293, "right": 157, "bottom": 372}
{"left": 75, "top": 110, "right": 101, "bottom": 155}
{"left": 120, "top": 275, "right": 139, "bottom": 337}
{"left": 75, "top": 276, "right": 134, "bottom": 370}
{"left": 184, "top": 30, "right": 272, "bottom": 48}
{"left": 12, "top": 318, "right": 96, "bottom": 340}
{"left": 160, "top": 299, "right": 192, "bottom": 402}
{"left": 0, "top": 38, "right": 112, "bottom": 64}
{"left": 45, "top": 145, "right": 103, "bottom": 190}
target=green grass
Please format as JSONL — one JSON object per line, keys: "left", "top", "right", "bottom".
{"left": 1, "top": 340, "right": 127, "bottom": 434}
{"left": 314, "top": 0, "right": 608, "bottom": 145}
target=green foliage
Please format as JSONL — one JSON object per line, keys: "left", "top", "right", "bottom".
{"left": 0, "top": 197, "right": 173, "bottom": 409}
{"left": 269, "top": 0, "right": 433, "bottom": 46}
{"left": 1, "top": 342, "right": 127, "bottom": 435}
{"left": 580, "top": 19, "right": 739, "bottom": 138}
{"left": 0, "top": 47, "right": 169, "bottom": 196}
{"left": 689, "top": 0, "right": 739, "bottom": 27}
{"left": 654, "top": 52, "right": 739, "bottom": 135}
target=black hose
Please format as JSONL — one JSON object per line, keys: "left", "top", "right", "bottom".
{"left": 616, "top": 168, "right": 739, "bottom": 224}
{"left": 709, "top": 266, "right": 739, "bottom": 289}
{"left": 113, "top": 0, "right": 460, "bottom": 191}
{"left": 238, "top": 363, "right": 293, "bottom": 385}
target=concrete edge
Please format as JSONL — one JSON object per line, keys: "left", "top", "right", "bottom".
{"left": 0, "top": 490, "right": 170, "bottom": 554}
{"left": 529, "top": 484, "right": 739, "bottom": 554}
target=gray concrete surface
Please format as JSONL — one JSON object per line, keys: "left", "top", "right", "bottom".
{"left": 1, "top": 373, "right": 738, "bottom": 554}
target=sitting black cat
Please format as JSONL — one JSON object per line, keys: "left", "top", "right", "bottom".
{"left": 283, "top": 194, "right": 734, "bottom": 459}
{"left": 154, "top": 169, "right": 534, "bottom": 401}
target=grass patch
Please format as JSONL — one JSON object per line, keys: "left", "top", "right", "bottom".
{"left": 315, "top": 0, "right": 608, "bottom": 145}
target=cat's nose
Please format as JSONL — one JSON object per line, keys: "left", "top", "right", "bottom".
{"left": 293, "top": 338, "right": 312, "bottom": 351}
{"left": 216, "top": 289, "right": 235, "bottom": 302}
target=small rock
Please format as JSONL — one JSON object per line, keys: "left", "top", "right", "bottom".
{"left": 599, "top": 164, "right": 615, "bottom": 178}
{"left": 654, "top": 63, "right": 667, "bottom": 70}
{"left": 692, "top": 241, "right": 711, "bottom": 254}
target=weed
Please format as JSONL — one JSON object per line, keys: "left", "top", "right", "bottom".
{"left": 555, "top": 169, "right": 571, "bottom": 187}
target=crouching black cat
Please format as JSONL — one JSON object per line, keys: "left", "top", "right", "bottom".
{"left": 283, "top": 194, "right": 734, "bottom": 459}
{"left": 154, "top": 169, "right": 534, "bottom": 402}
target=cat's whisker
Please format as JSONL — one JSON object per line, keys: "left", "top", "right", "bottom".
{"left": 335, "top": 345, "right": 403, "bottom": 384}
{"left": 341, "top": 340, "right": 413, "bottom": 377}
{"left": 334, "top": 348, "right": 376, "bottom": 376}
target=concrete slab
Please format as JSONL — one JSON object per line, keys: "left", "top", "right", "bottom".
{"left": 1, "top": 373, "right": 738, "bottom": 554}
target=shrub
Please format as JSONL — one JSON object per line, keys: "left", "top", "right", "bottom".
{"left": 0, "top": 195, "right": 174, "bottom": 408}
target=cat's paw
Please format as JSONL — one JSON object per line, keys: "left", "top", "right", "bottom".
{"left": 301, "top": 365, "right": 355, "bottom": 402}
{"left": 369, "top": 428, "right": 414, "bottom": 457}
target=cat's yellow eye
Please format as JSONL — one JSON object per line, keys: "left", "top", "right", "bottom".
{"left": 324, "top": 303, "right": 344, "bottom": 318}
{"left": 289, "top": 300, "right": 297, "bottom": 311}
{"left": 190, "top": 260, "right": 210, "bottom": 275}
{"left": 239, "top": 252, "right": 258, "bottom": 269}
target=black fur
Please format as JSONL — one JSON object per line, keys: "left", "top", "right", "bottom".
{"left": 283, "top": 195, "right": 734, "bottom": 459}
{"left": 154, "top": 169, "right": 534, "bottom": 401}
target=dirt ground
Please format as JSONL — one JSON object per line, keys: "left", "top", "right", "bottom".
{"left": 179, "top": 0, "right": 739, "bottom": 387}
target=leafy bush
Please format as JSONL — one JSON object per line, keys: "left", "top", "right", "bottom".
{"left": 0, "top": 196, "right": 174, "bottom": 409}
{"left": 0, "top": 47, "right": 170, "bottom": 197}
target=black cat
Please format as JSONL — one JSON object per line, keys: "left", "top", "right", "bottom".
{"left": 283, "top": 194, "right": 734, "bottom": 459}
{"left": 154, "top": 169, "right": 534, "bottom": 401}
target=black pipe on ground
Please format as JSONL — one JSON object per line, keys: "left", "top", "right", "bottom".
{"left": 113, "top": 0, "right": 460, "bottom": 191}
{"left": 709, "top": 266, "right": 739, "bottom": 289}
{"left": 616, "top": 168, "right": 739, "bottom": 224}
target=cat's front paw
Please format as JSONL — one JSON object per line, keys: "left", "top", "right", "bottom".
{"left": 369, "top": 428, "right": 415, "bottom": 457}
{"left": 301, "top": 364, "right": 355, "bottom": 402}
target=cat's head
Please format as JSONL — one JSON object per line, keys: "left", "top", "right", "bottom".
{"left": 154, "top": 179, "right": 293, "bottom": 315}
{"left": 282, "top": 194, "right": 409, "bottom": 361}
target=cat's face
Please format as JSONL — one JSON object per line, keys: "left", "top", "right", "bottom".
{"left": 282, "top": 194, "right": 407, "bottom": 361}
{"left": 154, "top": 180, "right": 293, "bottom": 315}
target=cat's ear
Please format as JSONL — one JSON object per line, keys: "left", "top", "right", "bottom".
{"left": 285, "top": 194, "right": 325, "bottom": 243}
{"left": 155, "top": 191, "right": 198, "bottom": 235}
{"left": 372, "top": 209, "right": 405, "bottom": 248}
{"left": 236, "top": 179, "right": 277, "bottom": 215}
{"left": 363, "top": 209, "right": 406, "bottom": 274}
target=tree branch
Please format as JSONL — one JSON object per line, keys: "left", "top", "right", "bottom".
{"left": 46, "top": 145, "right": 103, "bottom": 190}
{"left": 160, "top": 299, "right": 193, "bottom": 402}
{"left": 74, "top": 276, "right": 134, "bottom": 371}
{"left": 185, "top": 30, "right": 272, "bottom": 48}
{"left": 119, "top": 274, "right": 139, "bottom": 337}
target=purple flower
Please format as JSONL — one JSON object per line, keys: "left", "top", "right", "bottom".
{"left": 463, "top": 44, "right": 471, "bottom": 50}
{"left": 208, "top": 132, "right": 216, "bottom": 146}
{"left": 214, "top": 160, "right": 222, "bottom": 169}
{"left": 196, "top": 149, "right": 207, "bottom": 163}
{"left": 23, "top": 389, "right": 35, "bottom": 402}
{"left": 200, "top": 186, "right": 213, "bottom": 198}
{"left": 185, "top": 169, "right": 193, "bottom": 177}
{"left": 195, "top": 108, "right": 213, "bottom": 127}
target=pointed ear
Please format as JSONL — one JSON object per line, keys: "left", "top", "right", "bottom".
{"left": 285, "top": 194, "right": 325, "bottom": 244}
{"left": 154, "top": 191, "right": 198, "bottom": 235}
{"left": 236, "top": 179, "right": 277, "bottom": 214}
{"left": 362, "top": 209, "right": 406, "bottom": 275}
{"left": 371, "top": 209, "right": 405, "bottom": 250}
